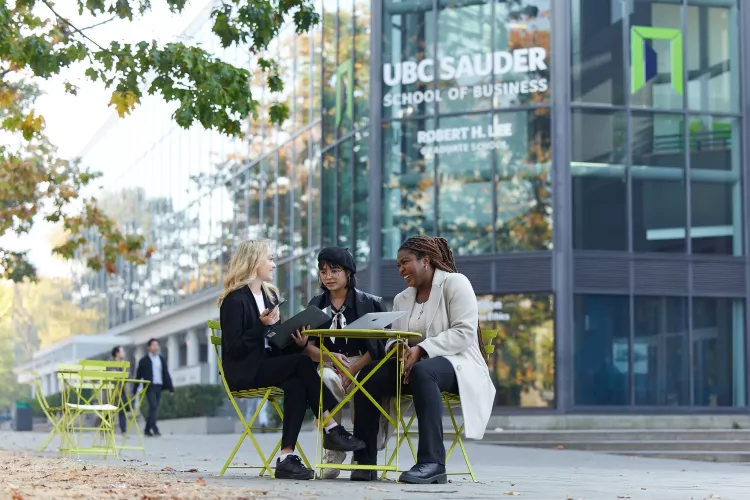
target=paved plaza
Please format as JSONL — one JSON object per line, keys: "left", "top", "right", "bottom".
{"left": 0, "top": 430, "right": 748, "bottom": 499}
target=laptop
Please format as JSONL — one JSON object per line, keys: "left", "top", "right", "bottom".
{"left": 343, "top": 311, "right": 408, "bottom": 330}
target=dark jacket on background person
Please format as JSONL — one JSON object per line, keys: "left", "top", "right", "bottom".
{"left": 308, "top": 288, "right": 387, "bottom": 361}
{"left": 220, "top": 286, "right": 303, "bottom": 392}
{"left": 135, "top": 354, "right": 174, "bottom": 393}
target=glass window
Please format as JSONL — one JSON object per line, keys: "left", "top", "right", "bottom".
{"left": 574, "top": 294, "right": 630, "bottom": 406}
{"left": 571, "top": 0, "right": 626, "bottom": 105}
{"left": 693, "top": 297, "right": 745, "bottom": 407}
{"left": 353, "top": 130, "right": 370, "bottom": 262}
{"left": 321, "top": 148, "right": 336, "bottom": 247}
{"left": 310, "top": 127, "right": 322, "bottom": 248}
{"left": 277, "top": 144, "right": 293, "bottom": 259}
{"left": 337, "top": 0, "right": 355, "bottom": 138}
{"left": 436, "top": 113, "right": 494, "bottom": 255}
{"left": 381, "top": 0, "right": 436, "bottom": 120}
{"left": 338, "top": 139, "right": 353, "bottom": 248}
{"left": 629, "top": 1, "right": 684, "bottom": 110}
{"left": 381, "top": 119, "right": 436, "bottom": 258}
{"left": 496, "top": 109, "right": 552, "bottom": 252}
{"left": 278, "top": 32, "right": 295, "bottom": 139}
{"left": 631, "top": 112, "right": 686, "bottom": 253}
{"left": 634, "top": 296, "right": 689, "bottom": 406}
{"left": 295, "top": 30, "right": 313, "bottom": 130}
{"left": 275, "top": 261, "right": 292, "bottom": 319}
{"left": 436, "top": 0, "right": 493, "bottom": 114}
{"left": 354, "top": 0, "right": 371, "bottom": 128}
{"left": 571, "top": 109, "right": 628, "bottom": 250}
{"left": 690, "top": 116, "right": 742, "bottom": 256}
{"left": 322, "top": 0, "right": 339, "bottom": 145}
{"left": 686, "top": 1, "right": 739, "bottom": 113}
{"left": 293, "top": 132, "right": 312, "bottom": 253}
{"left": 494, "top": 0, "right": 551, "bottom": 108}
{"left": 481, "top": 293, "right": 555, "bottom": 408}
{"left": 292, "top": 253, "right": 318, "bottom": 313}
{"left": 261, "top": 156, "right": 278, "bottom": 242}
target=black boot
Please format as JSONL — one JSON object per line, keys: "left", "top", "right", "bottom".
{"left": 398, "top": 463, "right": 447, "bottom": 484}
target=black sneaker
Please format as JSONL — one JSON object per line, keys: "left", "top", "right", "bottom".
{"left": 322, "top": 425, "right": 366, "bottom": 452}
{"left": 275, "top": 455, "right": 314, "bottom": 480}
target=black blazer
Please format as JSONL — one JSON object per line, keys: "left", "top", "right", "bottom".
{"left": 135, "top": 354, "right": 174, "bottom": 392}
{"left": 308, "top": 288, "right": 387, "bottom": 361}
{"left": 220, "top": 285, "right": 302, "bottom": 391}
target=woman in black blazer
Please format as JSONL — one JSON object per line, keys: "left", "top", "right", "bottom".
{"left": 218, "top": 240, "right": 364, "bottom": 480}
{"left": 304, "top": 247, "right": 387, "bottom": 478}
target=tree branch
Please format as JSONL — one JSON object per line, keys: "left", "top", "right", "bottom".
{"left": 40, "top": 0, "right": 108, "bottom": 52}
{"left": 80, "top": 15, "right": 117, "bottom": 32}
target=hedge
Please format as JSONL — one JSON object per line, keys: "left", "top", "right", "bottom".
{"left": 139, "top": 384, "right": 225, "bottom": 420}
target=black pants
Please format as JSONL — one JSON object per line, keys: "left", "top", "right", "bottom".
{"left": 118, "top": 388, "right": 128, "bottom": 433}
{"left": 352, "top": 356, "right": 458, "bottom": 466}
{"left": 145, "top": 385, "right": 163, "bottom": 433}
{"left": 251, "top": 353, "right": 339, "bottom": 450}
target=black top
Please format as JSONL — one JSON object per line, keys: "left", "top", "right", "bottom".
{"left": 307, "top": 288, "right": 388, "bottom": 360}
{"left": 135, "top": 354, "right": 174, "bottom": 393}
{"left": 219, "top": 286, "right": 302, "bottom": 391}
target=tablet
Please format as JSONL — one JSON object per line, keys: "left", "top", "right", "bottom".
{"left": 344, "top": 311, "right": 407, "bottom": 330}
{"left": 266, "top": 306, "right": 332, "bottom": 350}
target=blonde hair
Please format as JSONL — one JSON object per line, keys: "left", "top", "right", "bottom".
{"left": 217, "top": 240, "right": 279, "bottom": 307}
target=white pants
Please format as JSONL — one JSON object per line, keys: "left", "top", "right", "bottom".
{"left": 319, "top": 356, "right": 362, "bottom": 424}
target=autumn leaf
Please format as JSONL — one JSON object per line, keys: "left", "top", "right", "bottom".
{"left": 161, "top": 466, "right": 175, "bottom": 472}
{"left": 196, "top": 477, "right": 207, "bottom": 486}
{"left": 108, "top": 90, "right": 140, "bottom": 117}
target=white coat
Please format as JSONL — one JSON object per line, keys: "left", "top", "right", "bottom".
{"left": 376, "top": 269, "right": 496, "bottom": 449}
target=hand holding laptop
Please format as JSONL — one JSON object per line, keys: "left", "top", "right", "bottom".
{"left": 292, "top": 326, "right": 310, "bottom": 347}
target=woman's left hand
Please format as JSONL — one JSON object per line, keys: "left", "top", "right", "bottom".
{"left": 403, "top": 346, "right": 424, "bottom": 384}
{"left": 292, "top": 325, "right": 310, "bottom": 347}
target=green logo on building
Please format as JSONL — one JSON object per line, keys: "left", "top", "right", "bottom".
{"left": 630, "top": 26, "right": 683, "bottom": 95}
{"left": 335, "top": 60, "right": 354, "bottom": 127}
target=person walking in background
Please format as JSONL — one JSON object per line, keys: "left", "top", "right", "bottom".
{"left": 111, "top": 345, "right": 128, "bottom": 434}
{"left": 135, "top": 339, "right": 174, "bottom": 437}
{"left": 245, "top": 397, "right": 269, "bottom": 430}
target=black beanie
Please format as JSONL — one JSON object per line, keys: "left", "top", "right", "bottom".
{"left": 318, "top": 247, "right": 356, "bottom": 274}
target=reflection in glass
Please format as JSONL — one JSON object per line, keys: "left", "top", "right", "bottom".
{"left": 574, "top": 295, "right": 630, "bottom": 406}
{"left": 495, "top": 109, "right": 552, "bottom": 252}
{"left": 354, "top": 130, "right": 371, "bottom": 262}
{"left": 571, "top": 109, "right": 627, "bottom": 250}
{"left": 690, "top": 116, "right": 742, "bottom": 255}
{"left": 381, "top": 0, "right": 435, "bottom": 119}
{"left": 382, "top": 119, "right": 436, "bottom": 258}
{"left": 293, "top": 132, "right": 312, "bottom": 253}
{"left": 629, "top": 1, "right": 683, "bottom": 110}
{"left": 322, "top": 149, "right": 337, "bottom": 247}
{"left": 277, "top": 145, "right": 293, "bottom": 258}
{"left": 693, "top": 297, "right": 745, "bottom": 407}
{"left": 481, "top": 293, "right": 555, "bottom": 408}
{"left": 354, "top": 0, "right": 371, "bottom": 128}
{"left": 634, "top": 296, "right": 689, "bottom": 406}
{"left": 686, "top": 2, "right": 739, "bottom": 113}
{"left": 437, "top": 113, "right": 494, "bottom": 254}
{"left": 338, "top": 139, "right": 353, "bottom": 249}
{"left": 322, "top": 0, "right": 339, "bottom": 145}
{"left": 571, "top": 0, "right": 626, "bottom": 105}
{"left": 631, "top": 113, "right": 686, "bottom": 253}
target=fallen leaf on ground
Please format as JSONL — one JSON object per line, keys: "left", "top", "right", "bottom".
{"left": 184, "top": 468, "right": 199, "bottom": 473}
{"left": 11, "top": 491, "right": 23, "bottom": 500}
{"left": 196, "top": 477, "right": 207, "bottom": 486}
{"left": 555, "top": 445, "right": 564, "bottom": 450}
{"left": 162, "top": 466, "right": 176, "bottom": 472}
{"left": 504, "top": 493, "right": 520, "bottom": 496}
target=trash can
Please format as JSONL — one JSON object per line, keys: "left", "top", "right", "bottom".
{"left": 14, "top": 402, "right": 32, "bottom": 431}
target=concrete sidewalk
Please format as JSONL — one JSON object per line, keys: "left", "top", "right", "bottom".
{"left": 1, "top": 430, "right": 748, "bottom": 499}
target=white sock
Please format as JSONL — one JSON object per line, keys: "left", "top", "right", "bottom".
{"left": 324, "top": 421, "right": 337, "bottom": 433}
{"left": 279, "top": 453, "right": 291, "bottom": 462}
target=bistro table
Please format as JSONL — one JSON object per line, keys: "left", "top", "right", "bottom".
{"left": 304, "top": 328, "right": 422, "bottom": 479}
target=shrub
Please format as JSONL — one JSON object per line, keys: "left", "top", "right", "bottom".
{"left": 139, "top": 384, "right": 225, "bottom": 420}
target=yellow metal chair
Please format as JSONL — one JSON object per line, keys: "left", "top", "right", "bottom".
{"left": 382, "top": 329, "right": 497, "bottom": 482}
{"left": 208, "top": 320, "right": 312, "bottom": 477}
{"left": 59, "top": 367, "right": 128, "bottom": 458}
{"left": 27, "top": 373, "right": 67, "bottom": 452}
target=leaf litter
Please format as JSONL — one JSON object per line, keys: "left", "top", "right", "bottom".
{"left": 0, "top": 451, "right": 273, "bottom": 499}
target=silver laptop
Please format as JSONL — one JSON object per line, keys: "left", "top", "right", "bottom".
{"left": 344, "top": 311, "right": 407, "bottom": 330}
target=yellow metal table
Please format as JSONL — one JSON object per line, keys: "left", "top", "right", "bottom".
{"left": 305, "top": 329, "right": 421, "bottom": 479}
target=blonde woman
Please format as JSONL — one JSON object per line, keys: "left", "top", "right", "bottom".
{"left": 218, "top": 240, "right": 365, "bottom": 480}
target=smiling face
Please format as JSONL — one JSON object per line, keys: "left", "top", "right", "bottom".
{"left": 255, "top": 252, "right": 276, "bottom": 282}
{"left": 396, "top": 249, "right": 432, "bottom": 289}
{"left": 319, "top": 262, "right": 349, "bottom": 292}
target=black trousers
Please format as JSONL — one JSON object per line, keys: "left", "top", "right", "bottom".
{"left": 145, "top": 384, "right": 163, "bottom": 433}
{"left": 251, "top": 353, "right": 339, "bottom": 450}
{"left": 352, "top": 356, "right": 458, "bottom": 466}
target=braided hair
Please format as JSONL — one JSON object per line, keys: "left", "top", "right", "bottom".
{"left": 398, "top": 236, "right": 487, "bottom": 360}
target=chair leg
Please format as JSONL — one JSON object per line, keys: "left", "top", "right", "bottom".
{"left": 219, "top": 430, "right": 250, "bottom": 477}
{"left": 443, "top": 396, "right": 476, "bottom": 483}
{"left": 381, "top": 412, "right": 418, "bottom": 480}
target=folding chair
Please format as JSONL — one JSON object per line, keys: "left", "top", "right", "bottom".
{"left": 382, "top": 329, "right": 497, "bottom": 482}
{"left": 117, "top": 378, "right": 150, "bottom": 454}
{"left": 27, "top": 373, "right": 67, "bottom": 453}
{"left": 207, "top": 320, "right": 312, "bottom": 477}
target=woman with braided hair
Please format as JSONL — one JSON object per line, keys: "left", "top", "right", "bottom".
{"left": 350, "top": 236, "right": 496, "bottom": 484}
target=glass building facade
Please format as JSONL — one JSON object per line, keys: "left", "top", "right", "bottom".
{"left": 73, "top": 0, "right": 750, "bottom": 413}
